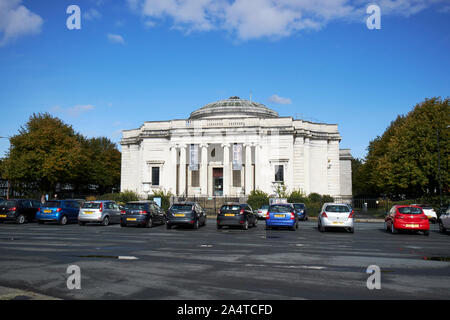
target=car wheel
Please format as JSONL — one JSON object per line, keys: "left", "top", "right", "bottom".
{"left": 217, "top": 224, "right": 222, "bottom": 230}
{"left": 242, "top": 220, "right": 248, "bottom": 230}
{"left": 102, "top": 216, "right": 110, "bottom": 226}
{"left": 59, "top": 215, "right": 68, "bottom": 226}
{"left": 203, "top": 218, "right": 207, "bottom": 227}
{"left": 439, "top": 222, "right": 446, "bottom": 233}
{"left": 318, "top": 221, "right": 325, "bottom": 232}
{"left": 193, "top": 220, "right": 199, "bottom": 230}
{"left": 391, "top": 223, "right": 397, "bottom": 234}
{"left": 16, "top": 214, "right": 25, "bottom": 224}
{"left": 349, "top": 227, "right": 354, "bottom": 234}
{"left": 146, "top": 218, "right": 153, "bottom": 228}
{"left": 423, "top": 230, "right": 430, "bottom": 236}
{"left": 253, "top": 218, "right": 258, "bottom": 227}
{"left": 78, "top": 221, "right": 86, "bottom": 226}
{"left": 166, "top": 223, "right": 172, "bottom": 230}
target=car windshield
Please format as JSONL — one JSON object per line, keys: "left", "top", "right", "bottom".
{"left": 325, "top": 205, "right": 350, "bottom": 213}
{"left": 398, "top": 207, "right": 423, "bottom": 214}
{"left": 125, "top": 203, "right": 147, "bottom": 210}
{"left": 83, "top": 202, "right": 101, "bottom": 209}
{"left": 0, "top": 200, "right": 17, "bottom": 207}
{"left": 294, "top": 204, "right": 305, "bottom": 209}
{"left": 43, "top": 201, "right": 60, "bottom": 208}
{"left": 260, "top": 205, "right": 269, "bottom": 209}
{"left": 269, "top": 205, "right": 292, "bottom": 213}
{"left": 171, "top": 205, "right": 192, "bottom": 211}
{"left": 221, "top": 205, "right": 241, "bottom": 211}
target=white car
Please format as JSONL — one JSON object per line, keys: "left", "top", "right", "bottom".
{"left": 412, "top": 204, "right": 438, "bottom": 223}
{"left": 256, "top": 205, "right": 269, "bottom": 219}
{"left": 318, "top": 203, "right": 354, "bottom": 233}
{"left": 439, "top": 205, "right": 450, "bottom": 233}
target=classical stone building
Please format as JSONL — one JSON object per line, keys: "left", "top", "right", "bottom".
{"left": 120, "top": 96, "right": 352, "bottom": 199}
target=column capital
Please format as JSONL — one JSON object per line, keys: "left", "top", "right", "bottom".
{"left": 169, "top": 144, "right": 178, "bottom": 150}
{"left": 200, "top": 143, "right": 209, "bottom": 149}
{"left": 179, "top": 144, "right": 187, "bottom": 149}
{"left": 243, "top": 143, "right": 252, "bottom": 148}
{"left": 221, "top": 143, "right": 230, "bottom": 148}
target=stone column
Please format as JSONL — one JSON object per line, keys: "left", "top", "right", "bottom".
{"left": 254, "top": 143, "right": 261, "bottom": 191}
{"left": 179, "top": 144, "right": 187, "bottom": 196}
{"left": 222, "top": 143, "right": 230, "bottom": 196}
{"left": 244, "top": 144, "right": 253, "bottom": 195}
{"left": 200, "top": 143, "right": 208, "bottom": 196}
{"left": 304, "top": 138, "right": 310, "bottom": 194}
{"left": 170, "top": 144, "right": 178, "bottom": 195}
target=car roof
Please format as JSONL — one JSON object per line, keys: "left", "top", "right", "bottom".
{"left": 127, "top": 201, "right": 155, "bottom": 204}
{"left": 172, "top": 202, "right": 195, "bottom": 205}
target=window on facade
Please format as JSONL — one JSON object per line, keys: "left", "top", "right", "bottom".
{"left": 191, "top": 170, "right": 199, "bottom": 187}
{"left": 152, "top": 167, "right": 160, "bottom": 186}
{"left": 233, "top": 170, "right": 241, "bottom": 187}
{"left": 275, "top": 165, "right": 284, "bottom": 182}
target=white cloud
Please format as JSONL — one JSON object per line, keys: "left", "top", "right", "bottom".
{"left": 107, "top": 33, "right": 125, "bottom": 44}
{"left": 51, "top": 105, "right": 95, "bottom": 117}
{"left": 0, "top": 0, "right": 43, "bottom": 46}
{"left": 268, "top": 94, "right": 292, "bottom": 105}
{"left": 83, "top": 8, "right": 102, "bottom": 20}
{"left": 127, "top": 0, "right": 447, "bottom": 40}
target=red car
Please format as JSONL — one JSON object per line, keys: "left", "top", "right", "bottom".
{"left": 385, "top": 205, "right": 430, "bottom": 236}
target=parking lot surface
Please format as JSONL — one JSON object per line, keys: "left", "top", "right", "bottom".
{"left": 0, "top": 220, "right": 449, "bottom": 299}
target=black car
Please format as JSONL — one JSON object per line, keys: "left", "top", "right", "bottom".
{"left": 120, "top": 201, "right": 166, "bottom": 228}
{"left": 166, "top": 202, "right": 207, "bottom": 229}
{"left": 217, "top": 203, "right": 257, "bottom": 230}
{"left": 292, "top": 203, "right": 308, "bottom": 221}
{"left": 0, "top": 199, "right": 42, "bottom": 224}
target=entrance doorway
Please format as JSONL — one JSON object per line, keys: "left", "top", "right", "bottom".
{"left": 213, "top": 168, "right": 223, "bottom": 196}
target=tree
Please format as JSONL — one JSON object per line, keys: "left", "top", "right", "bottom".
{"left": 247, "top": 189, "right": 269, "bottom": 210}
{"left": 3, "top": 113, "right": 83, "bottom": 198}
{"left": 354, "top": 97, "right": 449, "bottom": 198}
{"left": 287, "top": 189, "right": 307, "bottom": 203}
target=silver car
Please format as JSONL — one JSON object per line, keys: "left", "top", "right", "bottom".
{"left": 439, "top": 205, "right": 450, "bottom": 233}
{"left": 78, "top": 201, "right": 121, "bottom": 226}
{"left": 256, "top": 205, "right": 269, "bottom": 219}
{"left": 318, "top": 203, "right": 354, "bottom": 233}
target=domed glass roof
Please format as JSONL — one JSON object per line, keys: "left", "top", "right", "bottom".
{"left": 189, "top": 96, "right": 279, "bottom": 119}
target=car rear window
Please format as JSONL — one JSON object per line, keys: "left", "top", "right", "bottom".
{"left": 269, "top": 205, "right": 293, "bottom": 213}
{"left": 125, "top": 203, "right": 147, "bottom": 210}
{"left": 43, "top": 201, "right": 60, "bottom": 208}
{"left": 418, "top": 205, "right": 433, "bottom": 209}
{"left": 0, "top": 200, "right": 17, "bottom": 207}
{"left": 221, "top": 205, "right": 241, "bottom": 211}
{"left": 83, "top": 202, "right": 101, "bottom": 209}
{"left": 260, "top": 205, "right": 269, "bottom": 209}
{"left": 171, "top": 205, "right": 193, "bottom": 211}
{"left": 325, "top": 205, "right": 350, "bottom": 213}
{"left": 398, "top": 207, "right": 423, "bottom": 214}
{"left": 294, "top": 204, "right": 305, "bottom": 209}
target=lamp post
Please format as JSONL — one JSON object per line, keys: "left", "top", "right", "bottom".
{"left": 0, "top": 136, "right": 10, "bottom": 200}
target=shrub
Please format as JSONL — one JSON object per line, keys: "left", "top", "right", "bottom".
{"left": 322, "top": 195, "right": 334, "bottom": 203}
{"left": 308, "top": 193, "right": 322, "bottom": 203}
{"left": 148, "top": 189, "right": 173, "bottom": 212}
{"left": 247, "top": 189, "right": 269, "bottom": 210}
{"left": 288, "top": 189, "right": 307, "bottom": 203}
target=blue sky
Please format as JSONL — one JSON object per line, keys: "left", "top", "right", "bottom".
{"left": 0, "top": 0, "right": 449, "bottom": 159}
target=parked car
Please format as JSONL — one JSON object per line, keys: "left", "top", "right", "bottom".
{"left": 266, "top": 203, "right": 298, "bottom": 231}
{"left": 412, "top": 204, "right": 437, "bottom": 223}
{"left": 292, "top": 203, "right": 308, "bottom": 221}
{"left": 120, "top": 201, "right": 166, "bottom": 228}
{"left": 78, "top": 201, "right": 121, "bottom": 226}
{"left": 0, "top": 199, "right": 42, "bottom": 224}
{"left": 438, "top": 205, "right": 450, "bottom": 234}
{"left": 166, "top": 202, "right": 207, "bottom": 229}
{"left": 217, "top": 203, "right": 257, "bottom": 230}
{"left": 255, "top": 204, "right": 269, "bottom": 219}
{"left": 36, "top": 200, "right": 82, "bottom": 225}
{"left": 318, "top": 203, "right": 354, "bottom": 233}
{"left": 385, "top": 205, "right": 430, "bottom": 236}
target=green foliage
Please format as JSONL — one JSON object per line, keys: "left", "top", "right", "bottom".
{"left": 97, "top": 190, "right": 141, "bottom": 205}
{"left": 307, "top": 193, "right": 322, "bottom": 203}
{"left": 2, "top": 113, "right": 121, "bottom": 196}
{"left": 274, "top": 182, "right": 289, "bottom": 198}
{"left": 287, "top": 189, "right": 307, "bottom": 203}
{"left": 355, "top": 97, "right": 449, "bottom": 197}
{"left": 148, "top": 189, "right": 173, "bottom": 212}
{"left": 247, "top": 189, "right": 269, "bottom": 210}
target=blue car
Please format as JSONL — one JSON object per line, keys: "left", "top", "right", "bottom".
{"left": 36, "top": 200, "right": 82, "bottom": 225}
{"left": 266, "top": 203, "right": 298, "bottom": 231}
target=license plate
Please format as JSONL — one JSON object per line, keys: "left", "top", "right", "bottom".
{"left": 0, "top": 215, "right": 6, "bottom": 218}
{"left": 224, "top": 214, "right": 234, "bottom": 217}
{"left": 44, "top": 210, "right": 51, "bottom": 213}
{"left": 84, "top": 211, "right": 94, "bottom": 215}
{"left": 406, "top": 224, "right": 419, "bottom": 228}
{"left": 274, "top": 214, "right": 285, "bottom": 218}
{"left": 333, "top": 222, "right": 344, "bottom": 225}
{"left": 174, "top": 214, "right": 185, "bottom": 217}
{"left": 127, "top": 218, "right": 137, "bottom": 221}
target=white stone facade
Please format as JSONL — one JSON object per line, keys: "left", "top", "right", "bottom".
{"left": 120, "top": 97, "right": 352, "bottom": 199}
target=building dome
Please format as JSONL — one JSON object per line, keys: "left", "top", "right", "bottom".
{"left": 189, "top": 96, "right": 279, "bottom": 119}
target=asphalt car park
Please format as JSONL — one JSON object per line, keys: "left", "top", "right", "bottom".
{"left": 0, "top": 220, "right": 449, "bottom": 300}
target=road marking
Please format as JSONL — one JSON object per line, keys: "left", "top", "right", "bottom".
{"left": 118, "top": 256, "right": 139, "bottom": 260}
